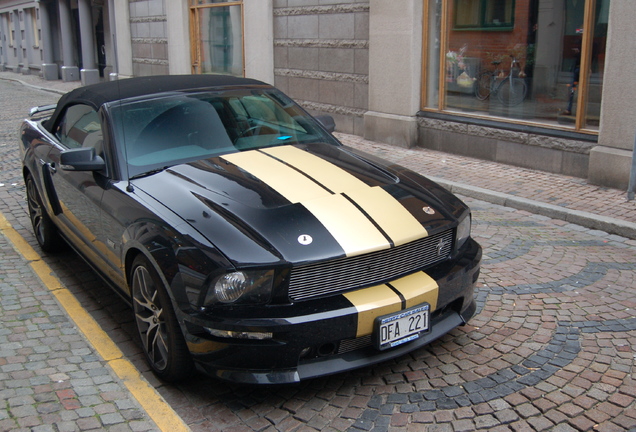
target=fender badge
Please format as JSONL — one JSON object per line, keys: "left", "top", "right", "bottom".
{"left": 298, "top": 234, "right": 313, "bottom": 246}
{"left": 423, "top": 206, "right": 436, "bottom": 215}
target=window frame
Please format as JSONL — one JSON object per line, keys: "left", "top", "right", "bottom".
{"left": 189, "top": 0, "right": 245, "bottom": 76}
{"left": 29, "top": 7, "right": 39, "bottom": 49}
{"left": 421, "top": 0, "right": 602, "bottom": 135}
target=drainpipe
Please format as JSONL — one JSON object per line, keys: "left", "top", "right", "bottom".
{"left": 628, "top": 129, "right": 636, "bottom": 201}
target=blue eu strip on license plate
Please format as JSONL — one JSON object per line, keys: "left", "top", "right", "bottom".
{"left": 374, "top": 304, "right": 430, "bottom": 350}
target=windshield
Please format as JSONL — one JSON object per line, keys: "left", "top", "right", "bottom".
{"left": 109, "top": 88, "right": 339, "bottom": 178}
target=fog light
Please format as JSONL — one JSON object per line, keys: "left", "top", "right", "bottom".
{"left": 205, "top": 328, "right": 273, "bottom": 340}
{"left": 299, "top": 347, "right": 312, "bottom": 359}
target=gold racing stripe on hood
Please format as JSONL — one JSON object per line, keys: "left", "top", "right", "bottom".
{"left": 222, "top": 150, "right": 330, "bottom": 203}
{"left": 264, "top": 146, "right": 428, "bottom": 246}
{"left": 344, "top": 272, "right": 439, "bottom": 337}
{"left": 345, "top": 187, "right": 428, "bottom": 247}
{"left": 223, "top": 147, "right": 428, "bottom": 256}
{"left": 262, "top": 146, "right": 368, "bottom": 193}
{"left": 302, "top": 194, "right": 391, "bottom": 256}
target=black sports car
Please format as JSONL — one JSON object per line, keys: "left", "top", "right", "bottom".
{"left": 19, "top": 75, "right": 481, "bottom": 384}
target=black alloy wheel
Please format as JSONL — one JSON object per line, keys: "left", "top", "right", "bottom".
{"left": 131, "top": 255, "right": 194, "bottom": 382}
{"left": 25, "top": 174, "right": 62, "bottom": 252}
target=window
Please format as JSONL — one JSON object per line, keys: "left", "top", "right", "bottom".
{"left": 111, "top": 89, "right": 337, "bottom": 177}
{"left": 30, "top": 8, "right": 38, "bottom": 48}
{"left": 189, "top": 0, "right": 244, "bottom": 76}
{"left": 9, "top": 12, "right": 15, "bottom": 47}
{"left": 56, "top": 105, "right": 103, "bottom": 152}
{"left": 454, "top": 0, "right": 515, "bottom": 30}
{"left": 424, "top": 0, "right": 608, "bottom": 133}
{"left": 25, "top": 8, "right": 40, "bottom": 48}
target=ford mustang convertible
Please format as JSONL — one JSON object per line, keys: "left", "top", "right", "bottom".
{"left": 19, "top": 75, "right": 481, "bottom": 384}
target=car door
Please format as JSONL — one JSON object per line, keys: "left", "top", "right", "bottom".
{"left": 45, "top": 104, "right": 109, "bottom": 272}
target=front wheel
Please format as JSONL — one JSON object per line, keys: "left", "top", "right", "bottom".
{"left": 497, "top": 78, "right": 527, "bottom": 106}
{"left": 26, "top": 174, "right": 62, "bottom": 252}
{"left": 474, "top": 72, "right": 493, "bottom": 101}
{"left": 131, "top": 255, "right": 194, "bottom": 382}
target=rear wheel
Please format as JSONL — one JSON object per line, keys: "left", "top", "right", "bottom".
{"left": 25, "top": 174, "right": 62, "bottom": 252}
{"left": 498, "top": 78, "right": 527, "bottom": 106}
{"left": 474, "top": 72, "right": 493, "bottom": 101}
{"left": 131, "top": 255, "right": 194, "bottom": 382}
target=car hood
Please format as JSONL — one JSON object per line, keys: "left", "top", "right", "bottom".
{"left": 133, "top": 143, "right": 462, "bottom": 267}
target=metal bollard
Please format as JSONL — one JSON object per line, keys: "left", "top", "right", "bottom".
{"left": 629, "top": 129, "right": 636, "bottom": 201}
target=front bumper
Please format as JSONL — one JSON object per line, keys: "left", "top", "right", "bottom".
{"left": 183, "top": 238, "right": 481, "bottom": 384}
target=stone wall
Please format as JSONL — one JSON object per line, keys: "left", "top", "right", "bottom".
{"left": 417, "top": 117, "right": 594, "bottom": 179}
{"left": 272, "top": 0, "right": 369, "bottom": 135}
{"left": 129, "top": 0, "right": 168, "bottom": 77}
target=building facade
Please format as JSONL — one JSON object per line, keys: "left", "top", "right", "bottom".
{"left": 1, "top": 0, "right": 634, "bottom": 190}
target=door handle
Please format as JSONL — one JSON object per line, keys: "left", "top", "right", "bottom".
{"left": 48, "top": 163, "right": 57, "bottom": 174}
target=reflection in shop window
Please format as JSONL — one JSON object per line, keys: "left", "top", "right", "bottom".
{"left": 425, "top": 0, "right": 608, "bottom": 132}
{"left": 454, "top": 0, "right": 515, "bottom": 29}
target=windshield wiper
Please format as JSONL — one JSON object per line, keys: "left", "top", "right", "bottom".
{"left": 129, "top": 166, "right": 171, "bottom": 180}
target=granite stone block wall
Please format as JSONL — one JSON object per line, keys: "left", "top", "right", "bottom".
{"left": 273, "top": 0, "right": 369, "bottom": 135}
{"left": 129, "top": 0, "right": 169, "bottom": 77}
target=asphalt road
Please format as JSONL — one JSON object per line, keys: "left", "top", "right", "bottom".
{"left": 1, "top": 79, "right": 635, "bottom": 432}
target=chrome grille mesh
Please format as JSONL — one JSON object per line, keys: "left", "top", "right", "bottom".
{"left": 288, "top": 230, "right": 453, "bottom": 301}
{"left": 338, "top": 335, "right": 372, "bottom": 354}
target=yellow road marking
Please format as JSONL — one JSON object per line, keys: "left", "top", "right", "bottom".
{"left": 0, "top": 212, "right": 190, "bottom": 432}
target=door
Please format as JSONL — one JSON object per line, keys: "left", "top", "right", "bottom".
{"left": 45, "top": 104, "right": 107, "bottom": 269}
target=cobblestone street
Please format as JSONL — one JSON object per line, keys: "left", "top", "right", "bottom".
{"left": 1, "top": 77, "right": 635, "bottom": 431}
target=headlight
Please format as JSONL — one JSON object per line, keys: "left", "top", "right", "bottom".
{"left": 455, "top": 212, "right": 471, "bottom": 250}
{"left": 203, "top": 269, "right": 274, "bottom": 306}
{"left": 216, "top": 272, "right": 248, "bottom": 303}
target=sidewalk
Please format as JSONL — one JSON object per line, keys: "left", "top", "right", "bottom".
{"left": 3, "top": 70, "right": 634, "bottom": 239}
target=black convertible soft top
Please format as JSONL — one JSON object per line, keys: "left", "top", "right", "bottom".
{"left": 44, "top": 74, "right": 266, "bottom": 132}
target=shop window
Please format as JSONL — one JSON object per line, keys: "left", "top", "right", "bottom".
{"left": 454, "top": 0, "right": 515, "bottom": 30}
{"left": 189, "top": 0, "right": 244, "bottom": 76}
{"left": 424, "top": 0, "right": 608, "bottom": 133}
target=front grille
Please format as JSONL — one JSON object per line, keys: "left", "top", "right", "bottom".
{"left": 288, "top": 229, "right": 453, "bottom": 301}
{"left": 338, "top": 335, "right": 372, "bottom": 354}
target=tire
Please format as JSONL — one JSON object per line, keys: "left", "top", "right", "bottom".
{"left": 26, "top": 174, "right": 62, "bottom": 253}
{"left": 497, "top": 78, "right": 527, "bottom": 106}
{"left": 130, "top": 255, "right": 194, "bottom": 382}
{"left": 474, "top": 72, "right": 492, "bottom": 101}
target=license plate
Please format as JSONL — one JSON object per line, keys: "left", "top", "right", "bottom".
{"left": 374, "top": 304, "right": 430, "bottom": 350}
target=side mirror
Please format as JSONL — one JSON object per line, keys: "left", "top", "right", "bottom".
{"left": 315, "top": 115, "right": 336, "bottom": 133}
{"left": 60, "top": 147, "right": 105, "bottom": 172}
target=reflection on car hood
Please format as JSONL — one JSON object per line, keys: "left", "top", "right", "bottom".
{"left": 133, "top": 143, "right": 459, "bottom": 266}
